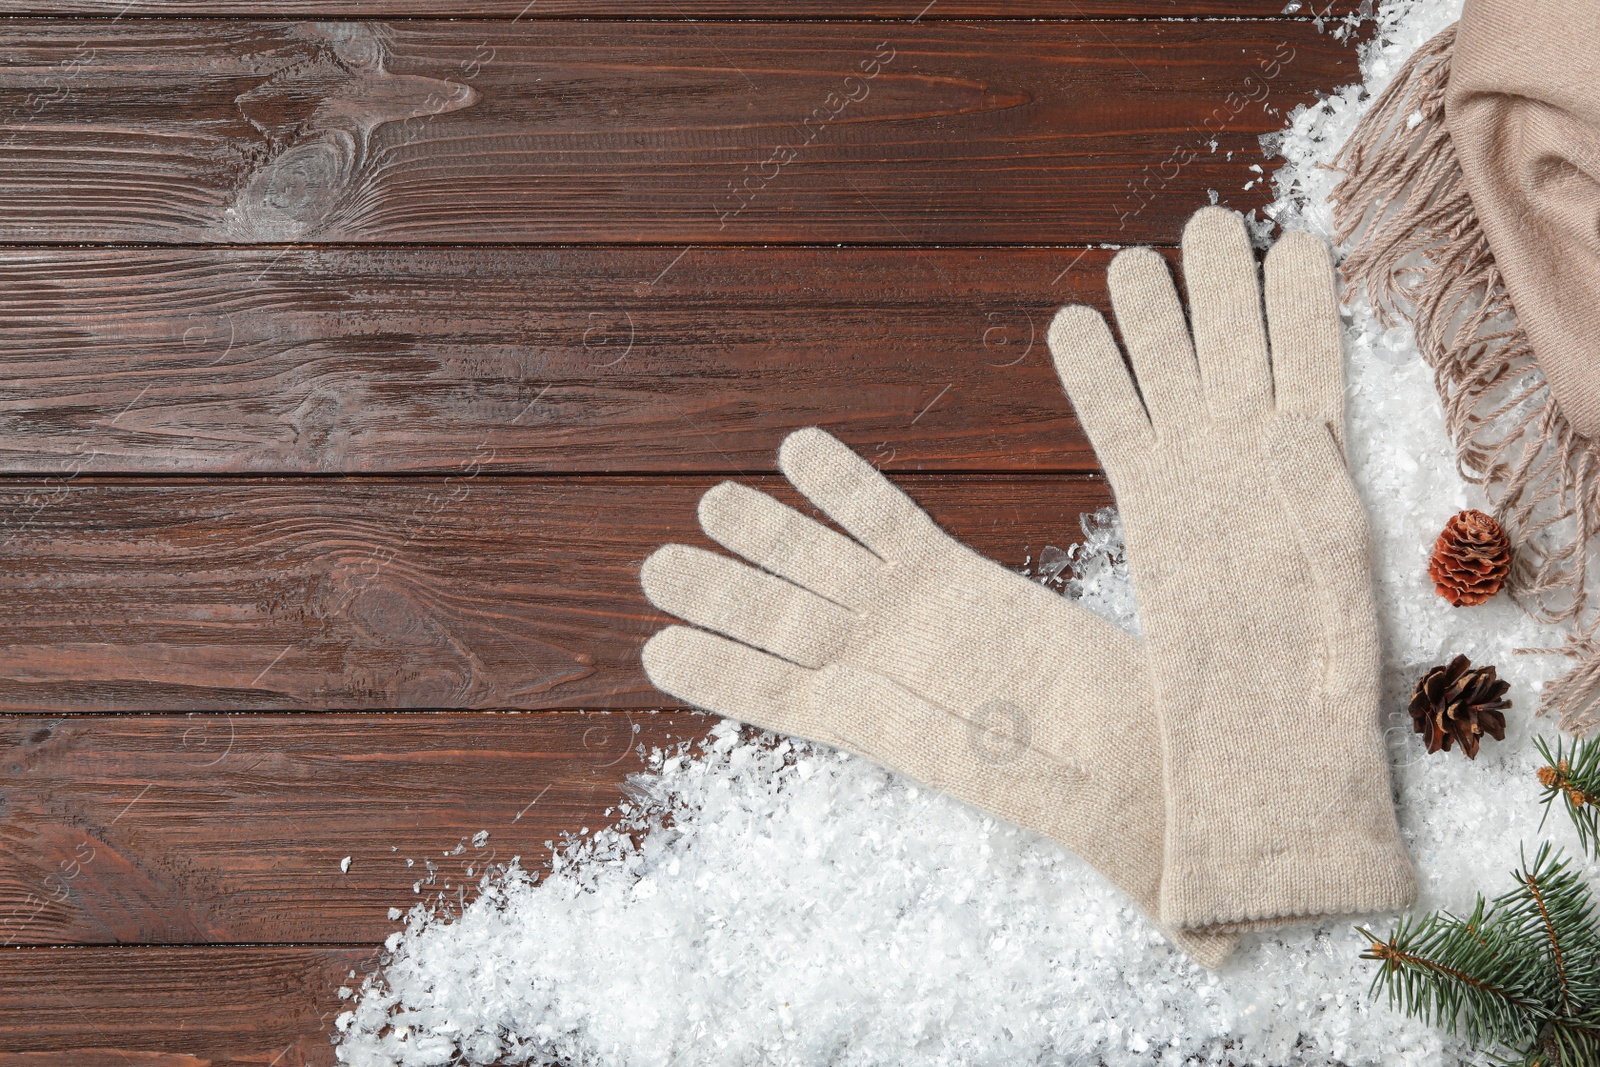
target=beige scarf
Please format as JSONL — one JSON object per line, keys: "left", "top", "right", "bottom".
{"left": 1333, "top": 0, "right": 1600, "bottom": 732}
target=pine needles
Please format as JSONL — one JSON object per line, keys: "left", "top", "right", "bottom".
{"left": 1360, "top": 845, "right": 1600, "bottom": 1066}
{"left": 1537, "top": 736, "right": 1600, "bottom": 860}
{"left": 1360, "top": 734, "right": 1600, "bottom": 1066}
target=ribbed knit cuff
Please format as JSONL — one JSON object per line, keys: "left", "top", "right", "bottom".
{"left": 1161, "top": 832, "right": 1416, "bottom": 933}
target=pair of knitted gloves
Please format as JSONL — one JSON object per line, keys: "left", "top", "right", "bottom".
{"left": 638, "top": 207, "right": 1416, "bottom": 967}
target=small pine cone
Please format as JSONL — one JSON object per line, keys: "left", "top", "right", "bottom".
{"left": 1409, "top": 654, "right": 1511, "bottom": 759}
{"left": 1429, "top": 510, "right": 1512, "bottom": 607}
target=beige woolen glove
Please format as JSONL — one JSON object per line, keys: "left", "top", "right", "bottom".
{"left": 639, "top": 430, "right": 1237, "bottom": 967}
{"left": 1047, "top": 206, "right": 1416, "bottom": 932}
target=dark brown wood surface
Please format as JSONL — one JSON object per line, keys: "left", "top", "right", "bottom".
{"left": 0, "top": 475, "right": 1109, "bottom": 712}
{"left": 0, "top": 246, "right": 1118, "bottom": 475}
{"left": 0, "top": 1, "right": 1366, "bottom": 16}
{"left": 0, "top": 20, "right": 1349, "bottom": 245}
{"left": 0, "top": 711, "right": 709, "bottom": 946}
{"left": 0, "top": 6, "right": 1368, "bottom": 1061}
{"left": 0, "top": 945, "right": 366, "bottom": 1066}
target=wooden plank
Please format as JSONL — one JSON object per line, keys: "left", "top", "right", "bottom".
{"left": 0, "top": 20, "right": 1351, "bottom": 245}
{"left": 0, "top": 474, "right": 1112, "bottom": 712}
{"left": 0, "top": 945, "right": 361, "bottom": 1065}
{"left": 0, "top": 711, "right": 710, "bottom": 946}
{"left": 0, "top": 1, "right": 1369, "bottom": 17}
{"left": 0, "top": 246, "right": 1121, "bottom": 475}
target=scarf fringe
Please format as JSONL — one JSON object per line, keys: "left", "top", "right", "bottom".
{"left": 1330, "top": 24, "right": 1600, "bottom": 734}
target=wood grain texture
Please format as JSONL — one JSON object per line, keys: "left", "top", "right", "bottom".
{"left": 0, "top": 1, "right": 1367, "bottom": 16}
{"left": 0, "top": 8, "right": 1370, "bottom": 1060}
{"left": 0, "top": 475, "right": 1111, "bottom": 712}
{"left": 0, "top": 246, "right": 1128, "bottom": 475}
{"left": 0, "top": 945, "right": 362, "bottom": 1065}
{"left": 0, "top": 20, "right": 1350, "bottom": 245}
{"left": 0, "top": 711, "right": 710, "bottom": 946}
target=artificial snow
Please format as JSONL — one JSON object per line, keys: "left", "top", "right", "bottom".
{"left": 335, "top": 2, "right": 1591, "bottom": 1063}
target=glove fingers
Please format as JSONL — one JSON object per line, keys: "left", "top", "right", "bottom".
{"left": 1047, "top": 305, "right": 1156, "bottom": 458}
{"left": 641, "top": 543, "right": 851, "bottom": 668}
{"left": 777, "top": 427, "right": 937, "bottom": 561}
{"left": 645, "top": 627, "right": 1085, "bottom": 824}
{"left": 1181, "top": 207, "right": 1273, "bottom": 419}
{"left": 641, "top": 625, "right": 847, "bottom": 747}
{"left": 1106, "top": 248, "right": 1205, "bottom": 433}
{"left": 645, "top": 616, "right": 1087, "bottom": 811}
{"left": 1266, "top": 230, "right": 1346, "bottom": 452}
{"left": 697, "top": 480, "right": 882, "bottom": 611}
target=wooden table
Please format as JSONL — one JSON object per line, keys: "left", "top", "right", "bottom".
{"left": 0, "top": 3, "right": 1361, "bottom": 1061}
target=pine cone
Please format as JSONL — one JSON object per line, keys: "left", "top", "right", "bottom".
{"left": 1409, "top": 654, "right": 1510, "bottom": 759}
{"left": 1429, "top": 510, "right": 1511, "bottom": 607}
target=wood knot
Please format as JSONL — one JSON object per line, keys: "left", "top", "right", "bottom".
{"left": 226, "top": 22, "right": 478, "bottom": 240}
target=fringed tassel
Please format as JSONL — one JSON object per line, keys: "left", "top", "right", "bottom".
{"left": 1331, "top": 25, "right": 1600, "bottom": 734}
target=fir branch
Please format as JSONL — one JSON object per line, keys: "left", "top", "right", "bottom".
{"left": 1536, "top": 736, "right": 1600, "bottom": 860}
{"left": 1488, "top": 848, "right": 1600, "bottom": 1041}
{"left": 1542, "top": 1020, "right": 1600, "bottom": 1067}
{"left": 1529, "top": 856, "right": 1573, "bottom": 1016}
{"left": 1360, "top": 908, "right": 1549, "bottom": 1053}
{"left": 1360, "top": 846, "right": 1600, "bottom": 1066}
